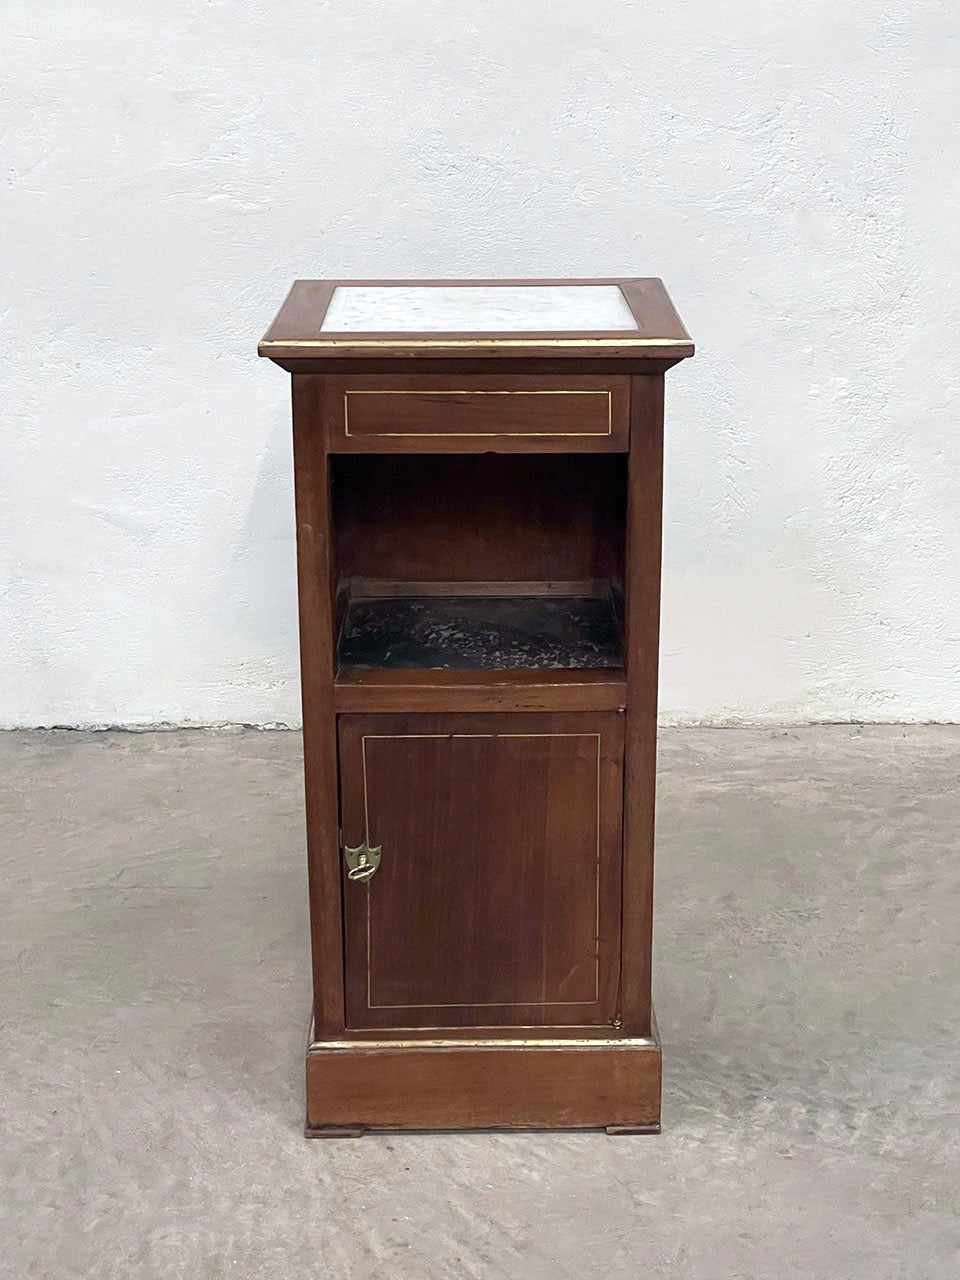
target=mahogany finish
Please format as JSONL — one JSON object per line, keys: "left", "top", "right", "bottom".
{"left": 331, "top": 453, "right": 626, "bottom": 586}
{"left": 291, "top": 375, "right": 344, "bottom": 1034}
{"left": 338, "top": 711, "right": 623, "bottom": 1029}
{"left": 305, "top": 1037, "right": 661, "bottom": 1134}
{"left": 322, "top": 373, "right": 629, "bottom": 452}
{"left": 333, "top": 668, "right": 627, "bottom": 714}
{"left": 260, "top": 278, "right": 693, "bottom": 1133}
{"left": 621, "top": 375, "right": 665, "bottom": 1035}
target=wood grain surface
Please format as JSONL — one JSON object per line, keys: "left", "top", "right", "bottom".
{"left": 338, "top": 711, "right": 624, "bottom": 1029}
{"left": 306, "top": 1035, "right": 661, "bottom": 1132}
{"left": 332, "top": 452, "right": 626, "bottom": 587}
{"left": 323, "top": 374, "right": 629, "bottom": 452}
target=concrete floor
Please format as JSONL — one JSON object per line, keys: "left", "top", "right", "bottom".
{"left": 1, "top": 726, "right": 958, "bottom": 1279}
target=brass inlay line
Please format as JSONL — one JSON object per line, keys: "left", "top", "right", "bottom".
{"left": 343, "top": 388, "right": 612, "bottom": 438}
{"left": 311, "top": 1036, "right": 655, "bottom": 1050}
{"left": 336, "top": 1023, "right": 611, "bottom": 1033}
{"left": 358, "top": 732, "right": 603, "bottom": 1010}
{"left": 262, "top": 336, "right": 688, "bottom": 349}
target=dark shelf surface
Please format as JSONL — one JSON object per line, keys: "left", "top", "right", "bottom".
{"left": 338, "top": 594, "right": 623, "bottom": 672}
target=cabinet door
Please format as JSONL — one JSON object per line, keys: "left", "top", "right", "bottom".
{"left": 338, "top": 712, "right": 623, "bottom": 1029}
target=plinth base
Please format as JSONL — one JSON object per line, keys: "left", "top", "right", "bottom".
{"left": 304, "top": 1022, "right": 662, "bottom": 1136}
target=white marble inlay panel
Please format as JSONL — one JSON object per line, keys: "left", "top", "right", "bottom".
{"left": 320, "top": 285, "right": 638, "bottom": 332}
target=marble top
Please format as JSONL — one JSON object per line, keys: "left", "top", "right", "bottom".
{"left": 320, "top": 285, "right": 639, "bottom": 333}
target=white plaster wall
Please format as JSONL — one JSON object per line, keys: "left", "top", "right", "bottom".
{"left": 2, "top": 0, "right": 959, "bottom": 728}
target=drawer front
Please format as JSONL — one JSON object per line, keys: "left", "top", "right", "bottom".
{"left": 323, "top": 375, "right": 630, "bottom": 452}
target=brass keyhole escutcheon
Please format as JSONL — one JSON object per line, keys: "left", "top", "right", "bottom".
{"left": 343, "top": 842, "right": 382, "bottom": 883}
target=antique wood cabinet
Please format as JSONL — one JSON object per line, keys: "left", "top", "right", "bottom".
{"left": 259, "top": 278, "right": 693, "bottom": 1134}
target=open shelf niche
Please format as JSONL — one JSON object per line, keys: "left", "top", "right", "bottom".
{"left": 331, "top": 453, "right": 627, "bottom": 680}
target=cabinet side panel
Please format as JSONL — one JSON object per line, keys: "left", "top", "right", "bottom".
{"left": 292, "top": 374, "right": 345, "bottom": 1033}
{"left": 620, "top": 374, "right": 665, "bottom": 1035}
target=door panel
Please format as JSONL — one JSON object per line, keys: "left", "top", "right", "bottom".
{"left": 338, "top": 712, "right": 623, "bottom": 1028}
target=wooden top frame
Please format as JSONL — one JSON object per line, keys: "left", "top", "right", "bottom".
{"left": 259, "top": 278, "right": 694, "bottom": 363}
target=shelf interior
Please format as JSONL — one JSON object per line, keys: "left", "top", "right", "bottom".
{"left": 331, "top": 453, "right": 627, "bottom": 680}
{"left": 337, "top": 586, "right": 623, "bottom": 674}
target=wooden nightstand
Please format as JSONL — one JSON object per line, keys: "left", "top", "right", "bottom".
{"left": 259, "top": 278, "right": 693, "bottom": 1135}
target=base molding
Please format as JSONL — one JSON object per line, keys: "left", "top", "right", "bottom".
{"left": 304, "top": 1024, "right": 662, "bottom": 1136}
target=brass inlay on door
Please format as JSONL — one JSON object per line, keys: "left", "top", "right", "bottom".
{"left": 357, "top": 732, "right": 603, "bottom": 1010}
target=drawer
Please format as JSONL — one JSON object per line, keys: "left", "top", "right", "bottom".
{"left": 322, "top": 374, "right": 630, "bottom": 452}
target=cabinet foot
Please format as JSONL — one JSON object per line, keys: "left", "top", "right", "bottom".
{"left": 304, "top": 1122, "right": 366, "bottom": 1139}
